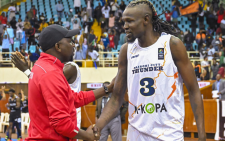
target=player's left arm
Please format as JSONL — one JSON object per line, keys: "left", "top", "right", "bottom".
{"left": 63, "top": 64, "right": 77, "bottom": 83}
{"left": 170, "top": 36, "right": 206, "bottom": 141}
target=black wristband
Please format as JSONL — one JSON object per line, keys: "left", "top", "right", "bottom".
{"left": 103, "top": 85, "right": 109, "bottom": 94}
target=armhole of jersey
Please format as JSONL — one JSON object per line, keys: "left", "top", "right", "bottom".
{"left": 167, "top": 35, "right": 178, "bottom": 72}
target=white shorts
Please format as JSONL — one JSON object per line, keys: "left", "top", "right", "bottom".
{"left": 127, "top": 124, "right": 184, "bottom": 141}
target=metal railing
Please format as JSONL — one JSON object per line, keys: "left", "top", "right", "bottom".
{"left": 0, "top": 51, "right": 220, "bottom": 68}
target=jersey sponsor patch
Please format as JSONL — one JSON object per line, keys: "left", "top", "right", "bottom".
{"left": 158, "top": 48, "right": 164, "bottom": 60}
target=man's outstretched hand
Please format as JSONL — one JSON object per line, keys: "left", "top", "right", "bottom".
{"left": 11, "top": 52, "right": 29, "bottom": 72}
{"left": 92, "top": 125, "right": 101, "bottom": 140}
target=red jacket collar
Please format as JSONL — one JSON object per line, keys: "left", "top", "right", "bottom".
{"left": 39, "top": 53, "right": 64, "bottom": 69}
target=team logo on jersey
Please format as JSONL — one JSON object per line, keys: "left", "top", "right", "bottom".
{"left": 131, "top": 54, "right": 139, "bottom": 59}
{"left": 158, "top": 48, "right": 164, "bottom": 60}
{"left": 134, "top": 103, "right": 167, "bottom": 114}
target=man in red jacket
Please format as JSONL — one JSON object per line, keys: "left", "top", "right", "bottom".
{"left": 12, "top": 24, "right": 113, "bottom": 141}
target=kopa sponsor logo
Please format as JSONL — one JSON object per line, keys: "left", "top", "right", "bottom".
{"left": 135, "top": 103, "right": 167, "bottom": 114}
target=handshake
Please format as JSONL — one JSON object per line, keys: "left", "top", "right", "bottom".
{"left": 78, "top": 124, "right": 101, "bottom": 141}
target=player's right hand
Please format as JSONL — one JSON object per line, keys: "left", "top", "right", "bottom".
{"left": 11, "top": 53, "right": 29, "bottom": 72}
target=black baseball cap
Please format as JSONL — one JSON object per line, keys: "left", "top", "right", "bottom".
{"left": 39, "top": 24, "right": 80, "bottom": 52}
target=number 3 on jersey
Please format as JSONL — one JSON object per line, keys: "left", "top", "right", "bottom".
{"left": 140, "top": 78, "right": 155, "bottom": 96}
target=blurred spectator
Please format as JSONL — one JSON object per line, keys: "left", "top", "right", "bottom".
{"left": 194, "top": 61, "right": 201, "bottom": 81}
{"left": 0, "top": 13, "right": 7, "bottom": 25}
{"left": 207, "top": 11, "right": 217, "bottom": 30}
{"left": 218, "top": 63, "right": 225, "bottom": 78}
{"left": 8, "top": 3, "right": 16, "bottom": 22}
{"left": 97, "top": 40, "right": 104, "bottom": 51}
{"left": 10, "top": 17, "right": 17, "bottom": 36}
{"left": 27, "top": 9, "right": 34, "bottom": 21}
{"left": 221, "top": 16, "right": 225, "bottom": 35}
{"left": 184, "top": 30, "right": 194, "bottom": 51}
{"left": 28, "top": 51, "right": 40, "bottom": 67}
{"left": 39, "top": 13, "right": 46, "bottom": 23}
{"left": 94, "top": 3, "right": 102, "bottom": 25}
{"left": 56, "top": 1, "right": 64, "bottom": 18}
{"left": 1, "top": 29, "right": 11, "bottom": 59}
{"left": 219, "top": 46, "right": 225, "bottom": 65}
{"left": 32, "top": 5, "right": 37, "bottom": 16}
{"left": 108, "top": 13, "right": 115, "bottom": 28}
{"left": 27, "top": 25, "right": 36, "bottom": 49}
{"left": 119, "top": 30, "right": 126, "bottom": 46}
{"left": 201, "top": 56, "right": 210, "bottom": 80}
{"left": 0, "top": 21, "right": 4, "bottom": 45}
{"left": 81, "top": 8, "right": 89, "bottom": 24}
{"left": 212, "top": 0, "right": 219, "bottom": 12}
{"left": 16, "top": 18, "right": 23, "bottom": 41}
{"left": 88, "top": 29, "right": 96, "bottom": 49}
{"left": 55, "top": 17, "right": 63, "bottom": 26}
{"left": 87, "top": 0, "right": 93, "bottom": 18}
{"left": 88, "top": 46, "right": 99, "bottom": 65}
{"left": 108, "top": 29, "right": 116, "bottom": 48}
{"left": 6, "top": 24, "right": 15, "bottom": 46}
{"left": 171, "top": 5, "right": 179, "bottom": 27}
{"left": 74, "top": 0, "right": 81, "bottom": 13}
{"left": 207, "top": 45, "right": 216, "bottom": 60}
{"left": 48, "top": 18, "right": 55, "bottom": 25}
{"left": 165, "top": 10, "right": 172, "bottom": 24}
{"left": 178, "top": 31, "right": 184, "bottom": 42}
{"left": 212, "top": 35, "right": 221, "bottom": 51}
{"left": 110, "top": 1, "right": 119, "bottom": 15}
{"left": 102, "top": 34, "right": 109, "bottom": 57}
{"left": 120, "top": 1, "right": 126, "bottom": 12}
{"left": 22, "top": 96, "right": 28, "bottom": 113}
{"left": 100, "top": 14, "right": 106, "bottom": 31}
{"left": 217, "top": 4, "right": 225, "bottom": 28}
{"left": 24, "top": 19, "right": 31, "bottom": 32}
{"left": 32, "top": 16, "right": 40, "bottom": 31}
{"left": 20, "top": 48, "right": 28, "bottom": 57}
{"left": 102, "top": 4, "right": 111, "bottom": 27}
{"left": 211, "top": 58, "right": 219, "bottom": 80}
{"left": 72, "top": 15, "right": 80, "bottom": 29}
{"left": 195, "top": 30, "right": 206, "bottom": 49}
{"left": 38, "top": 20, "right": 48, "bottom": 32}
{"left": 74, "top": 46, "right": 83, "bottom": 67}
{"left": 206, "top": 32, "right": 213, "bottom": 47}
{"left": 67, "top": 9, "right": 74, "bottom": 22}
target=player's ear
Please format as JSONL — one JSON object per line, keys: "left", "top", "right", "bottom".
{"left": 144, "top": 14, "right": 150, "bottom": 25}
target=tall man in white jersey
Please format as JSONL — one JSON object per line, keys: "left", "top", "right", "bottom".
{"left": 93, "top": 0, "right": 206, "bottom": 141}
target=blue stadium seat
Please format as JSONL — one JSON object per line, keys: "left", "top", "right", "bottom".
{"left": 29, "top": 45, "right": 36, "bottom": 53}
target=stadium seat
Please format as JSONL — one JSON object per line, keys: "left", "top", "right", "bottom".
{"left": 29, "top": 45, "right": 36, "bottom": 53}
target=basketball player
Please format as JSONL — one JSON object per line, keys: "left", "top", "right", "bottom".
{"left": 6, "top": 89, "right": 22, "bottom": 141}
{"left": 93, "top": 0, "right": 206, "bottom": 140}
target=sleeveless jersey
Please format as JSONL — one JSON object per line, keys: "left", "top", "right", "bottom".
{"left": 65, "top": 62, "right": 81, "bottom": 129}
{"left": 9, "top": 95, "right": 21, "bottom": 117}
{"left": 127, "top": 33, "right": 184, "bottom": 140}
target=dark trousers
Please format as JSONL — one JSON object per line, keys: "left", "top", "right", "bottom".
{"left": 2, "top": 48, "right": 9, "bottom": 59}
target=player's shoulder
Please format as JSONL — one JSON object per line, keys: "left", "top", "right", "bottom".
{"left": 169, "top": 36, "right": 183, "bottom": 47}
{"left": 120, "top": 43, "right": 128, "bottom": 51}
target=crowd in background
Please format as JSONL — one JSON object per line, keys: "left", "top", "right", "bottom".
{"left": 0, "top": 0, "right": 225, "bottom": 77}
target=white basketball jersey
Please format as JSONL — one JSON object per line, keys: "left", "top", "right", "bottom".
{"left": 127, "top": 33, "right": 184, "bottom": 140}
{"left": 65, "top": 62, "right": 82, "bottom": 129}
